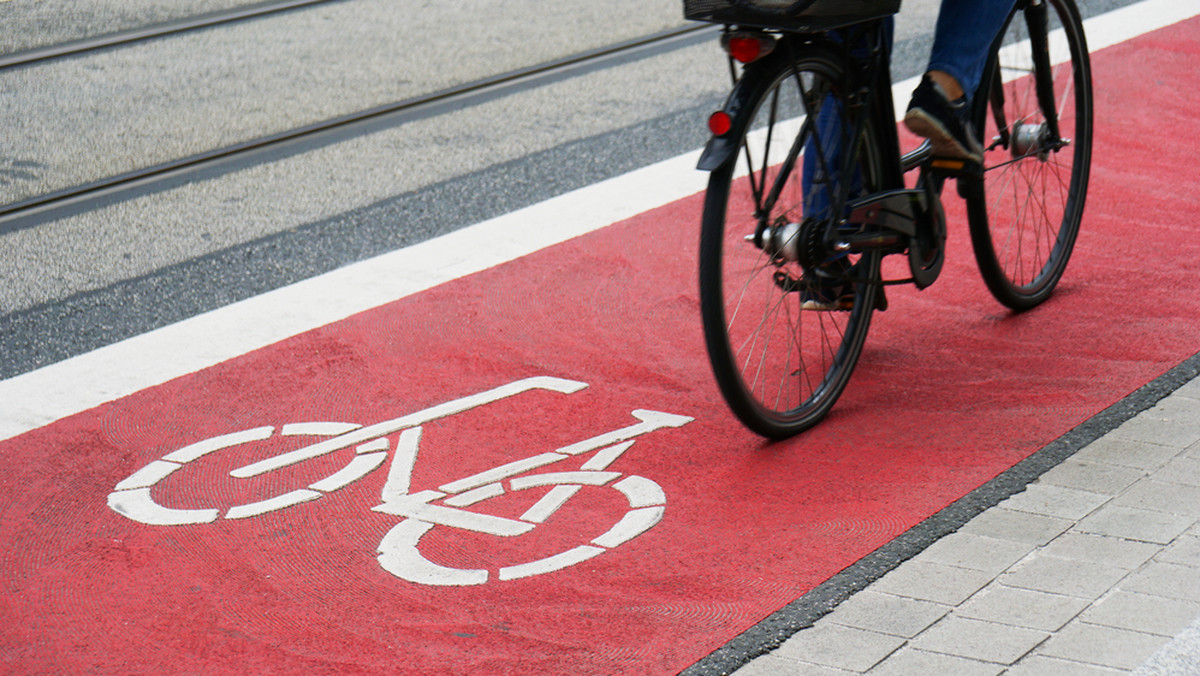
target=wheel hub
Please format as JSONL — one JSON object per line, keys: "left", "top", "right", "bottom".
{"left": 755, "top": 217, "right": 828, "bottom": 270}
{"left": 758, "top": 219, "right": 803, "bottom": 263}
{"left": 1012, "top": 120, "right": 1049, "bottom": 161}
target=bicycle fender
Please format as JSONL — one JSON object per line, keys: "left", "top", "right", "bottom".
{"left": 696, "top": 135, "right": 739, "bottom": 172}
{"left": 696, "top": 79, "right": 755, "bottom": 172}
{"left": 697, "top": 39, "right": 847, "bottom": 172}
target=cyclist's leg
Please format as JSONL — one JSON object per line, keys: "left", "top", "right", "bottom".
{"left": 799, "top": 19, "right": 893, "bottom": 310}
{"left": 801, "top": 16, "right": 894, "bottom": 213}
{"left": 926, "top": 0, "right": 1018, "bottom": 101}
{"left": 906, "top": 0, "right": 1017, "bottom": 161}
{"left": 800, "top": 19, "right": 892, "bottom": 211}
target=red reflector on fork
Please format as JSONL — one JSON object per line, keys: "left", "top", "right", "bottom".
{"left": 708, "top": 111, "right": 732, "bottom": 136}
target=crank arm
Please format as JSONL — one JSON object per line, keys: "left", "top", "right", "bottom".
{"left": 844, "top": 188, "right": 929, "bottom": 239}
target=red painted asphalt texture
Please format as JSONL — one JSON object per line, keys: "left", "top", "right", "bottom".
{"left": 2, "top": 16, "right": 1197, "bottom": 676}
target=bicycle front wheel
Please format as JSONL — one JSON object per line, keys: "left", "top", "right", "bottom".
{"left": 699, "top": 50, "right": 884, "bottom": 439}
{"left": 968, "top": 0, "right": 1093, "bottom": 310}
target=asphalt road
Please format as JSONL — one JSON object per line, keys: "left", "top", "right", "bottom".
{"left": 0, "top": 0, "right": 258, "bottom": 54}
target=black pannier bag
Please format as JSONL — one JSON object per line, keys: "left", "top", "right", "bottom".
{"left": 684, "top": 0, "right": 901, "bottom": 32}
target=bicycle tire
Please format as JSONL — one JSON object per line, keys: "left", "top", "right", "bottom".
{"left": 967, "top": 0, "right": 1093, "bottom": 310}
{"left": 699, "top": 47, "right": 884, "bottom": 439}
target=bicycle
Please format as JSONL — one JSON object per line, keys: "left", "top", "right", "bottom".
{"left": 686, "top": 0, "right": 1092, "bottom": 438}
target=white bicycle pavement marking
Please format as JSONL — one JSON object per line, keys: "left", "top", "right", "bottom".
{"left": 107, "top": 377, "right": 586, "bottom": 525}
{"left": 230, "top": 376, "right": 586, "bottom": 478}
{"left": 375, "top": 450, "right": 672, "bottom": 586}
{"left": 106, "top": 376, "right": 693, "bottom": 585}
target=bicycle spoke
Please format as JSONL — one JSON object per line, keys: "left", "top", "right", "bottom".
{"left": 700, "top": 48, "right": 882, "bottom": 436}
{"left": 973, "top": 0, "right": 1089, "bottom": 308}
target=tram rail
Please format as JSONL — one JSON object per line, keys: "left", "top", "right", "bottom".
{"left": 0, "top": 0, "right": 340, "bottom": 70}
{"left": 0, "top": 24, "right": 712, "bottom": 232}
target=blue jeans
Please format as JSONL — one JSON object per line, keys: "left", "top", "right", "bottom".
{"left": 802, "top": 1, "right": 1017, "bottom": 219}
{"left": 927, "top": 0, "right": 1019, "bottom": 102}
{"left": 801, "top": 22, "right": 888, "bottom": 222}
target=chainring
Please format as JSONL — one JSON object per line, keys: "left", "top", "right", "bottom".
{"left": 908, "top": 183, "right": 947, "bottom": 289}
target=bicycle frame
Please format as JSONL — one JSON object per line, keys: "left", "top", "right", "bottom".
{"left": 699, "top": 19, "right": 955, "bottom": 289}
{"left": 701, "top": 0, "right": 1076, "bottom": 277}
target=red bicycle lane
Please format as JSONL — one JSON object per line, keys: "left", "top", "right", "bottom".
{"left": 2, "top": 14, "right": 1199, "bottom": 676}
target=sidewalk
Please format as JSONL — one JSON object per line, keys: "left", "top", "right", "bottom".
{"left": 732, "top": 367, "right": 1200, "bottom": 675}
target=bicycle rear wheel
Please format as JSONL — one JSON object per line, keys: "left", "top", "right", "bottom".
{"left": 699, "top": 50, "right": 884, "bottom": 439}
{"left": 967, "top": 0, "right": 1093, "bottom": 310}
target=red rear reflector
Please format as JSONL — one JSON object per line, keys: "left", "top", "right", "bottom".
{"left": 727, "top": 37, "right": 763, "bottom": 64}
{"left": 721, "top": 33, "right": 775, "bottom": 64}
{"left": 708, "top": 111, "right": 732, "bottom": 136}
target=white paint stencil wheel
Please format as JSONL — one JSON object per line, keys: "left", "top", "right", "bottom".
{"left": 376, "top": 466, "right": 667, "bottom": 586}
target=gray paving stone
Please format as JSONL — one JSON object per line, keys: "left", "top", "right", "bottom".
{"left": 825, "top": 590, "right": 949, "bottom": 638}
{"left": 1072, "top": 436, "right": 1183, "bottom": 471}
{"left": 1038, "top": 532, "right": 1161, "bottom": 570}
{"left": 909, "top": 616, "right": 1048, "bottom": 665}
{"left": 1038, "top": 622, "right": 1169, "bottom": 670}
{"left": 915, "top": 532, "right": 1033, "bottom": 575}
{"left": 999, "top": 553, "right": 1130, "bottom": 599}
{"left": 1038, "top": 460, "right": 1145, "bottom": 496}
{"left": 1005, "top": 655, "right": 1125, "bottom": 675}
{"left": 1176, "top": 378, "right": 1200, "bottom": 401}
{"left": 865, "top": 646, "right": 1003, "bottom": 676}
{"left": 1081, "top": 590, "right": 1200, "bottom": 637}
{"left": 868, "top": 560, "right": 994, "bottom": 606}
{"left": 999, "top": 483, "right": 1110, "bottom": 521}
{"left": 774, "top": 622, "right": 904, "bottom": 672}
{"left": 1110, "top": 405, "right": 1200, "bottom": 449}
{"left": 1149, "top": 394, "right": 1200, "bottom": 419}
{"left": 1188, "top": 439, "right": 1200, "bottom": 460}
{"left": 956, "top": 584, "right": 1089, "bottom": 631}
{"left": 735, "top": 654, "right": 855, "bottom": 676}
{"left": 1132, "top": 612, "right": 1200, "bottom": 676}
{"left": 729, "top": 374, "right": 1200, "bottom": 676}
{"left": 1156, "top": 535, "right": 1200, "bottom": 567}
{"left": 1112, "top": 480, "right": 1200, "bottom": 517}
{"left": 1073, "top": 505, "right": 1194, "bottom": 545}
{"left": 1151, "top": 455, "right": 1200, "bottom": 487}
{"left": 958, "top": 508, "right": 1073, "bottom": 546}
{"left": 1119, "top": 562, "right": 1200, "bottom": 603}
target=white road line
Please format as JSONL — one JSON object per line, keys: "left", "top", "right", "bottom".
{"left": 497, "top": 545, "right": 606, "bottom": 581}
{"left": 0, "top": 0, "right": 1195, "bottom": 443}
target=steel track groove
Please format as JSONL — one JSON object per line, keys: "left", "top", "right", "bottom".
{"left": 0, "top": 24, "right": 713, "bottom": 232}
{"left": 0, "top": 0, "right": 340, "bottom": 70}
